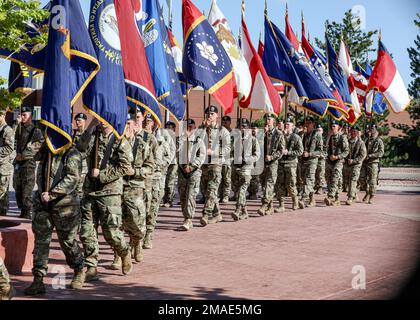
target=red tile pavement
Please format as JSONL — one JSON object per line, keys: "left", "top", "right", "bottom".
{"left": 5, "top": 189, "right": 420, "bottom": 300}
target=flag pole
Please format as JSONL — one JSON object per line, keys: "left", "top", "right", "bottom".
{"left": 284, "top": 87, "right": 289, "bottom": 125}
{"left": 45, "top": 149, "right": 52, "bottom": 193}
{"left": 186, "top": 77, "right": 190, "bottom": 162}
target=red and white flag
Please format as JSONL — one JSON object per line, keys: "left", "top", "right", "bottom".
{"left": 366, "top": 40, "right": 411, "bottom": 114}
{"left": 338, "top": 39, "right": 361, "bottom": 118}
{"left": 239, "top": 4, "right": 282, "bottom": 114}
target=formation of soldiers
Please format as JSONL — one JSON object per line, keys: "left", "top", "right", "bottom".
{"left": 0, "top": 105, "right": 384, "bottom": 299}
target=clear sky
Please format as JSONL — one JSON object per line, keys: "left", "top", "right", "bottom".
{"left": 1, "top": 0, "right": 418, "bottom": 87}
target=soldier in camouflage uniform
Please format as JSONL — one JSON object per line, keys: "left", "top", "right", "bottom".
{"left": 219, "top": 116, "right": 233, "bottom": 203}
{"left": 248, "top": 123, "right": 263, "bottom": 200}
{"left": 231, "top": 119, "right": 260, "bottom": 221}
{"left": 162, "top": 121, "right": 178, "bottom": 208}
{"left": 358, "top": 124, "right": 371, "bottom": 193}
{"left": 257, "top": 114, "right": 285, "bottom": 216}
{"left": 324, "top": 120, "right": 349, "bottom": 206}
{"left": 295, "top": 121, "right": 306, "bottom": 196}
{"left": 78, "top": 122, "right": 133, "bottom": 281}
{"left": 315, "top": 124, "right": 327, "bottom": 195}
{"left": 144, "top": 114, "right": 172, "bottom": 249}
{"left": 0, "top": 256, "right": 15, "bottom": 300}
{"left": 178, "top": 119, "right": 206, "bottom": 231}
{"left": 345, "top": 126, "right": 367, "bottom": 205}
{"left": 341, "top": 123, "right": 351, "bottom": 192}
{"left": 199, "top": 106, "right": 231, "bottom": 226}
{"left": 72, "top": 113, "right": 88, "bottom": 199}
{"left": 363, "top": 124, "right": 384, "bottom": 204}
{"left": 24, "top": 144, "right": 85, "bottom": 295}
{"left": 13, "top": 106, "right": 44, "bottom": 219}
{"left": 275, "top": 118, "right": 303, "bottom": 212}
{"left": 0, "top": 110, "right": 14, "bottom": 216}
{"left": 298, "top": 117, "right": 323, "bottom": 209}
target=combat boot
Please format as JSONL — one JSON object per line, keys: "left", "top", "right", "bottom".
{"left": 298, "top": 199, "right": 306, "bottom": 210}
{"left": 239, "top": 207, "right": 249, "bottom": 220}
{"left": 333, "top": 199, "right": 341, "bottom": 206}
{"left": 308, "top": 194, "right": 316, "bottom": 208}
{"left": 121, "top": 250, "right": 133, "bottom": 275}
{"left": 163, "top": 202, "right": 171, "bottom": 208}
{"left": 324, "top": 197, "right": 332, "bottom": 206}
{"left": 24, "top": 275, "right": 46, "bottom": 296}
{"left": 362, "top": 193, "right": 369, "bottom": 203}
{"left": 133, "top": 241, "right": 144, "bottom": 263}
{"left": 70, "top": 268, "right": 86, "bottom": 290}
{"left": 110, "top": 251, "right": 121, "bottom": 270}
{"left": 85, "top": 266, "right": 99, "bottom": 282}
{"left": 143, "top": 232, "right": 153, "bottom": 249}
{"left": 200, "top": 215, "right": 209, "bottom": 226}
{"left": 275, "top": 200, "right": 285, "bottom": 213}
{"left": 0, "top": 283, "right": 15, "bottom": 300}
{"left": 345, "top": 199, "right": 353, "bottom": 206}
{"left": 368, "top": 195, "right": 374, "bottom": 204}
{"left": 181, "top": 219, "right": 193, "bottom": 231}
{"left": 221, "top": 196, "right": 229, "bottom": 203}
{"left": 292, "top": 197, "right": 299, "bottom": 211}
{"left": 209, "top": 214, "right": 223, "bottom": 224}
{"left": 257, "top": 204, "right": 268, "bottom": 216}
{"left": 266, "top": 202, "right": 274, "bottom": 215}
{"left": 231, "top": 208, "right": 241, "bottom": 221}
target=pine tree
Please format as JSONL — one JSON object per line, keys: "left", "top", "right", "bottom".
{"left": 391, "top": 14, "right": 420, "bottom": 164}
{"left": 0, "top": 0, "right": 49, "bottom": 111}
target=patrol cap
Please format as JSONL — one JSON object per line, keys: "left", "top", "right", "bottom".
{"left": 251, "top": 122, "right": 259, "bottom": 129}
{"left": 238, "top": 118, "right": 250, "bottom": 128}
{"left": 342, "top": 122, "right": 350, "bottom": 128}
{"left": 145, "top": 113, "right": 154, "bottom": 121}
{"left": 21, "top": 106, "right": 33, "bottom": 114}
{"left": 285, "top": 117, "right": 294, "bottom": 124}
{"left": 316, "top": 123, "right": 323, "bottom": 129}
{"left": 305, "top": 116, "right": 315, "bottom": 123}
{"left": 205, "top": 105, "right": 218, "bottom": 114}
{"left": 127, "top": 113, "right": 136, "bottom": 121}
{"left": 165, "top": 121, "right": 176, "bottom": 129}
{"left": 221, "top": 115, "right": 231, "bottom": 122}
{"left": 264, "top": 113, "right": 276, "bottom": 120}
{"left": 370, "top": 123, "right": 378, "bottom": 130}
{"left": 330, "top": 119, "right": 340, "bottom": 126}
{"left": 75, "top": 113, "right": 87, "bottom": 121}
{"left": 187, "top": 118, "right": 195, "bottom": 126}
{"left": 297, "top": 121, "right": 304, "bottom": 127}
{"left": 350, "top": 125, "right": 361, "bottom": 131}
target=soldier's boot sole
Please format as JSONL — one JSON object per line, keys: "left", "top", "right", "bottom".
{"left": 85, "top": 267, "right": 99, "bottom": 282}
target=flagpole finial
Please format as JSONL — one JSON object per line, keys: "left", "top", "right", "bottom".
{"left": 301, "top": 10, "right": 304, "bottom": 22}
{"left": 264, "top": 0, "right": 267, "bottom": 15}
{"left": 242, "top": 0, "right": 245, "bottom": 17}
{"left": 285, "top": 2, "right": 288, "bottom": 16}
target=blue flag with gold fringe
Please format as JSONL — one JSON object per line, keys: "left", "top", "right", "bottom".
{"left": 140, "top": 0, "right": 185, "bottom": 121}
{"left": 84, "top": 0, "right": 127, "bottom": 138}
{"left": 41, "top": 0, "right": 99, "bottom": 154}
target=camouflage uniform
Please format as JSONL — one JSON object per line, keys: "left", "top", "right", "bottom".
{"left": 231, "top": 129, "right": 260, "bottom": 220}
{"left": 177, "top": 131, "right": 206, "bottom": 226}
{"left": 315, "top": 138, "right": 327, "bottom": 194}
{"left": 219, "top": 129, "right": 233, "bottom": 202}
{"left": 258, "top": 127, "right": 285, "bottom": 215}
{"left": 300, "top": 129, "right": 323, "bottom": 207}
{"left": 78, "top": 130, "right": 133, "bottom": 268}
{"left": 144, "top": 129, "right": 171, "bottom": 247}
{"left": 276, "top": 132, "right": 303, "bottom": 210}
{"left": 73, "top": 128, "right": 88, "bottom": 199}
{"left": 325, "top": 133, "right": 349, "bottom": 204}
{"left": 345, "top": 137, "right": 367, "bottom": 203}
{"left": 161, "top": 130, "right": 178, "bottom": 207}
{"left": 199, "top": 124, "right": 231, "bottom": 224}
{"left": 341, "top": 131, "right": 350, "bottom": 192}
{"left": 122, "top": 131, "right": 154, "bottom": 248}
{"left": 0, "top": 256, "right": 10, "bottom": 285}
{"left": 31, "top": 146, "right": 84, "bottom": 277}
{"left": 0, "top": 123, "right": 14, "bottom": 215}
{"left": 365, "top": 134, "right": 384, "bottom": 202}
{"left": 13, "top": 123, "right": 43, "bottom": 217}
{"left": 358, "top": 133, "right": 370, "bottom": 192}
